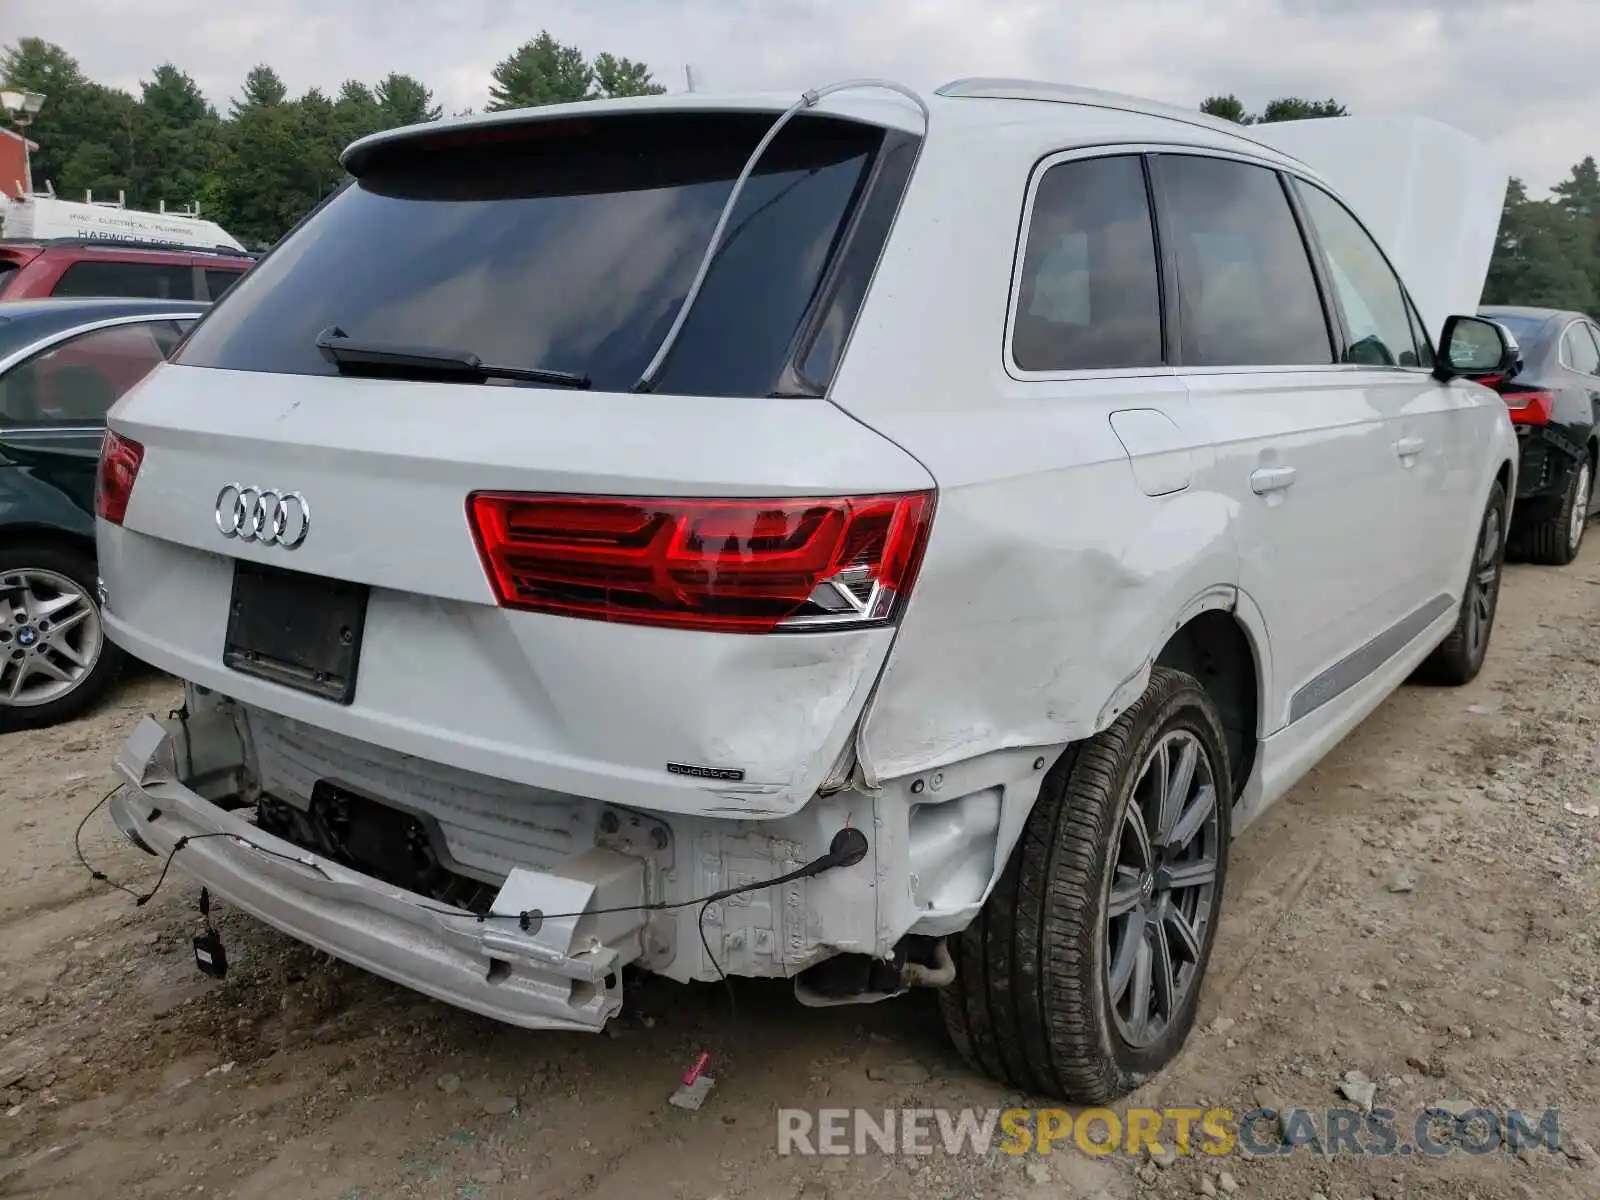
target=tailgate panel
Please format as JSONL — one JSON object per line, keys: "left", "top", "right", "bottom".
{"left": 100, "top": 365, "right": 932, "bottom": 817}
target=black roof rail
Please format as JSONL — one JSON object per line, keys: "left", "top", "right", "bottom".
{"left": 0, "top": 236, "right": 256, "bottom": 259}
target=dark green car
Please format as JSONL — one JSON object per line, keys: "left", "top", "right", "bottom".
{"left": 0, "top": 297, "right": 209, "bottom": 730}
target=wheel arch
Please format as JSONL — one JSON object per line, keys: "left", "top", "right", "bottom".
{"left": 1153, "top": 600, "right": 1264, "bottom": 803}
{"left": 0, "top": 521, "right": 97, "bottom": 562}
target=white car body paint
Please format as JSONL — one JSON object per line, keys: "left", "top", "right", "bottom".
{"left": 97, "top": 81, "right": 1516, "bottom": 1031}
{"left": 99, "top": 369, "right": 932, "bottom": 817}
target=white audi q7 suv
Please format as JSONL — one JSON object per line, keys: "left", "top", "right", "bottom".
{"left": 93, "top": 78, "right": 1519, "bottom": 1102}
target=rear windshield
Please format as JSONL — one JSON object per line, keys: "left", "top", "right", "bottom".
{"left": 1481, "top": 312, "right": 1549, "bottom": 349}
{"left": 176, "top": 111, "right": 912, "bottom": 397}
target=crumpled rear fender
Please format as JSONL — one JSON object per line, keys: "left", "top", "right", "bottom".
{"left": 855, "top": 461, "right": 1241, "bottom": 784}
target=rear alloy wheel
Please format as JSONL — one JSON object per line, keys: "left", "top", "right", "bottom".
{"left": 1519, "top": 456, "right": 1591, "bottom": 566}
{"left": 0, "top": 544, "right": 123, "bottom": 732}
{"left": 939, "top": 666, "right": 1231, "bottom": 1103}
{"left": 1568, "top": 460, "right": 1593, "bottom": 557}
{"left": 1105, "top": 728, "right": 1221, "bottom": 1051}
{"left": 1417, "top": 480, "right": 1506, "bottom": 686}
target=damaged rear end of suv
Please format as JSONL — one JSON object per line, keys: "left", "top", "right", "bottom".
{"left": 97, "top": 86, "right": 955, "bottom": 1037}
{"left": 94, "top": 79, "right": 1517, "bottom": 1105}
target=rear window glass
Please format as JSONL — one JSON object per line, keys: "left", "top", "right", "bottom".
{"left": 176, "top": 112, "right": 902, "bottom": 397}
{"left": 0, "top": 320, "right": 177, "bottom": 426}
{"left": 52, "top": 260, "right": 196, "bottom": 300}
{"left": 1482, "top": 313, "right": 1548, "bottom": 350}
{"left": 204, "top": 267, "right": 246, "bottom": 299}
{"left": 1012, "top": 154, "right": 1164, "bottom": 372}
{"left": 1562, "top": 322, "right": 1600, "bottom": 375}
{"left": 1155, "top": 154, "right": 1332, "bottom": 367}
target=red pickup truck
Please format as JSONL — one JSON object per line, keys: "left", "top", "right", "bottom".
{"left": 0, "top": 237, "right": 253, "bottom": 301}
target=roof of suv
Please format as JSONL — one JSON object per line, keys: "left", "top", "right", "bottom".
{"left": 342, "top": 77, "right": 1305, "bottom": 173}
{"left": 934, "top": 78, "right": 1303, "bottom": 153}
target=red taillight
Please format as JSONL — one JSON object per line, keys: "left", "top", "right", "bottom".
{"left": 95, "top": 431, "right": 145, "bottom": 525}
{"left": 467, "top": 490, "right": 935, "bottom": 634}
{"left": 1502, "top": 390, "right": 1554, "bottom": 426}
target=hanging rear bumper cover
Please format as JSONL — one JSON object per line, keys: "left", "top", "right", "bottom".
{"left": 108, "top": 714, "right": 647, "bottom": 1032}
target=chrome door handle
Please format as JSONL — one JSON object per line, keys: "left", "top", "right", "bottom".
{"left": 1395, "top": 436, "right": 1426, "bottom": 458}
{"left": 1250, "top": 466, "right": 1297, "bottom": 495}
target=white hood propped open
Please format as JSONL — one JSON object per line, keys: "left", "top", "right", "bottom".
{"left": 1251, "top": 116, "right": 1508, "bottom": 344}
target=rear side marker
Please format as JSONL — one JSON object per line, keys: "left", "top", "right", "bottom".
{"left": 467, "top": 490, "right": 935, "bottom": 634}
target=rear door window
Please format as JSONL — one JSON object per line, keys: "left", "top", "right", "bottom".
{"left": 175, "top": 112, "right": 910, "bottom": 397}
{"left": 1562, "top": 322, "right": 1600, "bottom": 376}
{"left": 1153, "top": 154, "right": 1333, "bottom": 367}
{"left": 204, "top": 268, "right": 246, "bottom": 300}
{"left": 51, "top": 260, "right": 196, "bottom": 300}
{"left": 0, "top": 321, "right": 173, "bottom": 426}
{"left": 1010, "top": 154, "right": 1164, "bottom": 372}
{"left": 150, "top": 318, "right": 196, "bottom": 357}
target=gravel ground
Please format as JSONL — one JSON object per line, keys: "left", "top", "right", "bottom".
{"left": 2, "top": 544, "right": 1598, "bottom": 1200}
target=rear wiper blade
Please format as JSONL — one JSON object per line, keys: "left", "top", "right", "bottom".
{"left": 314, "top": 327, "right": 590, "bottom": 389}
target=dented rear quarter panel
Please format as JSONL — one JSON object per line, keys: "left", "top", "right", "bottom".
{"left": 830, "top": 109, "right": 1248, "bottom": 781}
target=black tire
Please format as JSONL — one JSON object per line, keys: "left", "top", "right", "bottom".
{"left": 1513, "top": 456, "right": 1591, "bottom": 566}
{"left": 0, "top": 541, "right": 124, "bottom": 732}
{"left": 1416, "top": 480, "right": 1506, "bottom": 687}
{"left": 938, "top": 665, "right": 1232, "bottom": 1103}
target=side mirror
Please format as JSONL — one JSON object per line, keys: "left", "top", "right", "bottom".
{"left": 1434, "top": 314, "right": 1521, "bottom": 382}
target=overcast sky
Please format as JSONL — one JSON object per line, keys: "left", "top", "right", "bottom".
{"left": 15, "top": 0, "right": 1587, "bottom": 191}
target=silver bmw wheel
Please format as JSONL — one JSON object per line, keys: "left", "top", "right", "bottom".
{"left": 1105, "top": 728, "right": 1222, "bottom": 1049}
{"left": 0, "top": 567, "right": 105, "bottom": 708}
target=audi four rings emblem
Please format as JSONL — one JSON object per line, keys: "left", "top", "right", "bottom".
{"left": 214, "top": 483, "right": 311, "bottom": 550}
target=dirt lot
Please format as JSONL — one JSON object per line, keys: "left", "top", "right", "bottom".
{"left": 3, "top": 546, "right": 1599, "bottom": 1200}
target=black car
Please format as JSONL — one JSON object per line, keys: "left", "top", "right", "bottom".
{"left": 0, "top": 296, "right": 209, "bottom": 730}
{"left": 1477, "top": 306, "right": 1600, "bottom": 565}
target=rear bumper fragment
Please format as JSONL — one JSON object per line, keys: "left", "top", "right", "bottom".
{"left": 110, "top": 714, "right": 646, "bottom": 1032}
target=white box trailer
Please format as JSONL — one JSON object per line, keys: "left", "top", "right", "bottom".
{"left": 0, "top": 193, "right": 246, "bottom": 253}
